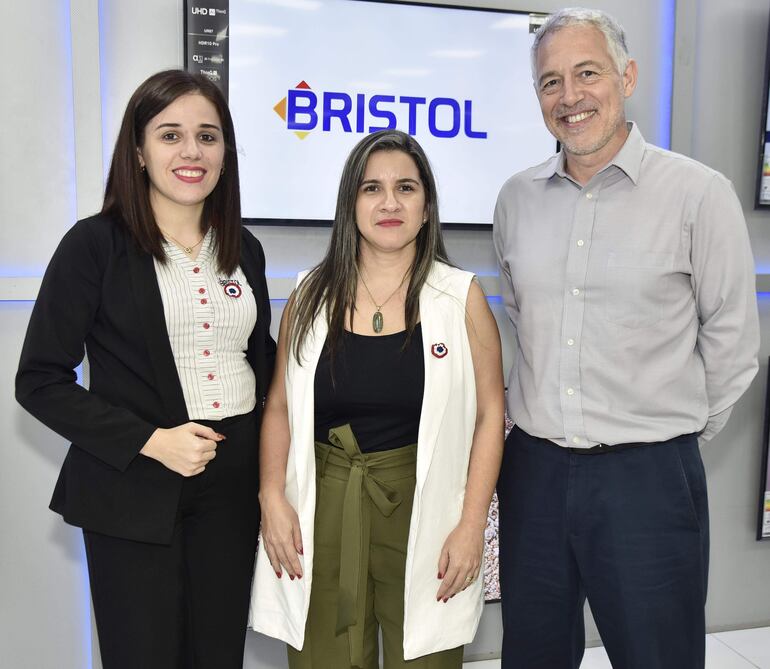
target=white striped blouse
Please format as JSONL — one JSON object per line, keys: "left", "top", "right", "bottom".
{"left": 153, "top": 230, "right": 257, "bottom": 420}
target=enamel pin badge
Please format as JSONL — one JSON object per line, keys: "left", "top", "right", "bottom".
{"left": 223, "top": 280, "right": 242, "bottom": 298}
{"left": 431, "top": 343, "right": 448, "bottom": 358}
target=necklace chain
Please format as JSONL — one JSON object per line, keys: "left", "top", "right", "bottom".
{"left": 358, "top": 268, "right": 409, "bottom": 333}
{"left": 162, "top": 229, "right": 205, "bottom": 255}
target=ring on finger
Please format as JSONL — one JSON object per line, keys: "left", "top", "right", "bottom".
{"left": 464, "top": 575, "right": 475, "bottom": 585}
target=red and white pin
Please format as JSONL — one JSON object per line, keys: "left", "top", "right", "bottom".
{"left": 431, "top": 342, "right": 448, "bottom": 358}
{"left": 223, "top": 281, "right": 242, "bottom": 298}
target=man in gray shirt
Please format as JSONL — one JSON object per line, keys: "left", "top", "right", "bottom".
{"left": 493, "top": 8, "right": 759, "bottom": 669}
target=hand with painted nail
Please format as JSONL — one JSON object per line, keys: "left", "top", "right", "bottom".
{"left": 140, "top": 422, "right": 224, "bottom": 477}
{"left": 259, "top": 489, "right": 304, "bottom": 580}
{"left": 435, "top": 519, "right": 483, "bottom": 602}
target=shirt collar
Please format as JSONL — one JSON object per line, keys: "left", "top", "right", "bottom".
{"left": 197, "top": 228, "right": 214, "bottom": 264}
{"left": 532, "top": 122, "right": 645, "bottom": 185}
{"left": 609, "top": 122, "right": 644, "bottom": 184}
{"left": 533, "top": 152, "right": 564, "bottom": 180}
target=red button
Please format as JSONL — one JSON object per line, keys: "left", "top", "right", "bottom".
{"left": 203, "top": 350, "right": 210, "bottom": 357}
{"left": 201, "top": 298, "right": 207, "bottom": 305}
{"left": 207, "top": 373, "right": 215, "bottom": 380}
{"left": 203, "top": 322, "right": 210, "bottom": 329}
{"left": 212, "top": 401, "right": 220, "bottom": 409}
{"left": 193, "top": 267, "right": 200, "bottom": 274}
{"left": 199, "top": 288, "right": 206, "bottom": 294}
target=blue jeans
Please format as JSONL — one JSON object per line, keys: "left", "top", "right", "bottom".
{"left": 497, "top": 426, "right": 708, "bottom": 669}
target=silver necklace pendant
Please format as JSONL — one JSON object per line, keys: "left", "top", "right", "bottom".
{"left": 372, "top": 310, "right": 384, "bottom": 333}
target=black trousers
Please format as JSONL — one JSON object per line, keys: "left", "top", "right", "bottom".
{"left": 497, "top": 426, "right": 709, "bottom": 669}
{"left": 83, "top": 411, "right": 260, "bottom": 669}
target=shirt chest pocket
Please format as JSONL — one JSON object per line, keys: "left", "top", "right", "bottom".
{"left": 603, "top": 251, "right": 675, "bottom": 329}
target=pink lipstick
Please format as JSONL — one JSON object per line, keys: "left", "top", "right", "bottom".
{"left": 173, "top": 166, "right": 207, "bottom": 183}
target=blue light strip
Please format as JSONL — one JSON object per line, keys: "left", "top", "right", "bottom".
{"left": 75, "top": 357, "right": 91, "bottom": 668}
{"left": 658, "top": 0, "right": 676, "bottom": 149}
{"left": 98, "top": 0, "right": 112, "bottom": 181}
{"left": 66, "top": 0, "right": 94, "bottom": 660}
{"left": 5, "top": 285, "right": 770, "bottom": 303}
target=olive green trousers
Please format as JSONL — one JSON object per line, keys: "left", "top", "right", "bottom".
{"left": 287, "top": 424, "right": 463, "bottom": 669}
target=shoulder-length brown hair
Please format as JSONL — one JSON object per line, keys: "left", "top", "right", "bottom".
{"left": 102, "top": 69, "right": 242, "bottom": 274}
{"left": 289, "top": 130, "right": 450, "bottom": 362}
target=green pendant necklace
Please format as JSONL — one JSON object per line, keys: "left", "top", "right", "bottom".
{"left": 359, "top": 269, "right": 409, "bottom": 333}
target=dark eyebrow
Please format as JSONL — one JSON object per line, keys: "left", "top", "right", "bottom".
{"left": 537, "top": 71, "right": 559, "bottom": 87}
{"left": 360, "top": 177, "right": 421, "bottom": 186}
{"left": 153, "top": 122, "right": 222, "bottom": 131}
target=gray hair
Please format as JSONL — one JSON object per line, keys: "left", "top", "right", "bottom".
{"left": 531, "top": 7, "right": 630, "bottom": 81}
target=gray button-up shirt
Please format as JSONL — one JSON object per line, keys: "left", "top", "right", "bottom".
{"left": 493, "top": 123, "right": 759, "bottom": 448}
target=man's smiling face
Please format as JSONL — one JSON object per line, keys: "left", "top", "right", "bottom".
{"left": 535, "top": 24, "right": 636, "bottom": 163}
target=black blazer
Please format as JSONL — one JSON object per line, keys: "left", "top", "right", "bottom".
{"left": 16, "top": 214, "right": 276, "bottom": 544}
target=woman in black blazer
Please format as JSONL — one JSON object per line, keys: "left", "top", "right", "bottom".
{"left": 16, "top": 70, "right": 275, "bottom": 669}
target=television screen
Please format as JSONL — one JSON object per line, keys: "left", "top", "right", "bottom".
{"left": 756, "top": 18, "right": 770, "bottom": 207}
{"left": 758, "top": 360, "right": 770, "bottom": 540}
{"left": 227, "top": 0, "right": 554, "bottom": 225}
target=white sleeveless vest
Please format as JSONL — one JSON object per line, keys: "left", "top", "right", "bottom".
{"left": 248, "top": 261, "right": 483, "bottom": 659}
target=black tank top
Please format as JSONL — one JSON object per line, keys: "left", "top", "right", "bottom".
{"left": 314, "top": 324, "right": 424, "bottom": 453}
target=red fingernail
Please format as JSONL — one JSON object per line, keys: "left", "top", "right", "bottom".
{"left": 289, "top": 575, "right": 295, "bottom": 581}
{"left": 299, "top": 548, "right": 304, "bottom": 555}
{"left": 437, "top": 572, "right": 443, "bottom": 579}
{"left": 443, "top": 597, "right": 449, "bottom": 603}
{"left": 436, "top": 596, "right": 442, "bottom": 602}
{"left": 276, "top": 572, "right": 282, "bottom": 579}
{"left": 298, "top": 573, "right": 303, "bottom": 579}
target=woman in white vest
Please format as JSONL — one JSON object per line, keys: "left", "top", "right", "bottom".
{"left": 249, "top": 130, "right": 504, "bottom": 667}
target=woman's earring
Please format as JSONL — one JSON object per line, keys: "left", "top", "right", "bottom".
{"left": 220, "top": 166, "right": 225, "bottom": 175}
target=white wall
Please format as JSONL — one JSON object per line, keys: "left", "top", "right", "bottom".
{"left": 1, "top": 2, "right": 88, "bottom": 667}
{"left": 2, "top": 0, "right": 769, "bottom": 667}
{"left": 676, "top": 0, "right": 770, "bottom": 632}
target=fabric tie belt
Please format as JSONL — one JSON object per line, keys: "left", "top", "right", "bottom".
{"left": 315, "top": 424, "right": 417, "bottom": 668}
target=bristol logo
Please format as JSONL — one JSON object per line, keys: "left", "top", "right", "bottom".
{"left": 273, "top": 81, "right": 487, "bottom": 141}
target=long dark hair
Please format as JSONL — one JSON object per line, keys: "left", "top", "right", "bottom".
{"left": 289, "top": 130, "right": 450, "bottom": 362}
{"left": 102, "top": 69, "right": 242, "bottom": 274}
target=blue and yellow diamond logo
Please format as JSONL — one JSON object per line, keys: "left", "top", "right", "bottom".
{"left": 274, "top": 80, "right": 312, "bottom": 140}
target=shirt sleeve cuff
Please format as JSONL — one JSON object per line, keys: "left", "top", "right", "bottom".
{"left": 698, "top": 406, "right": 734, "bottom": 446}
